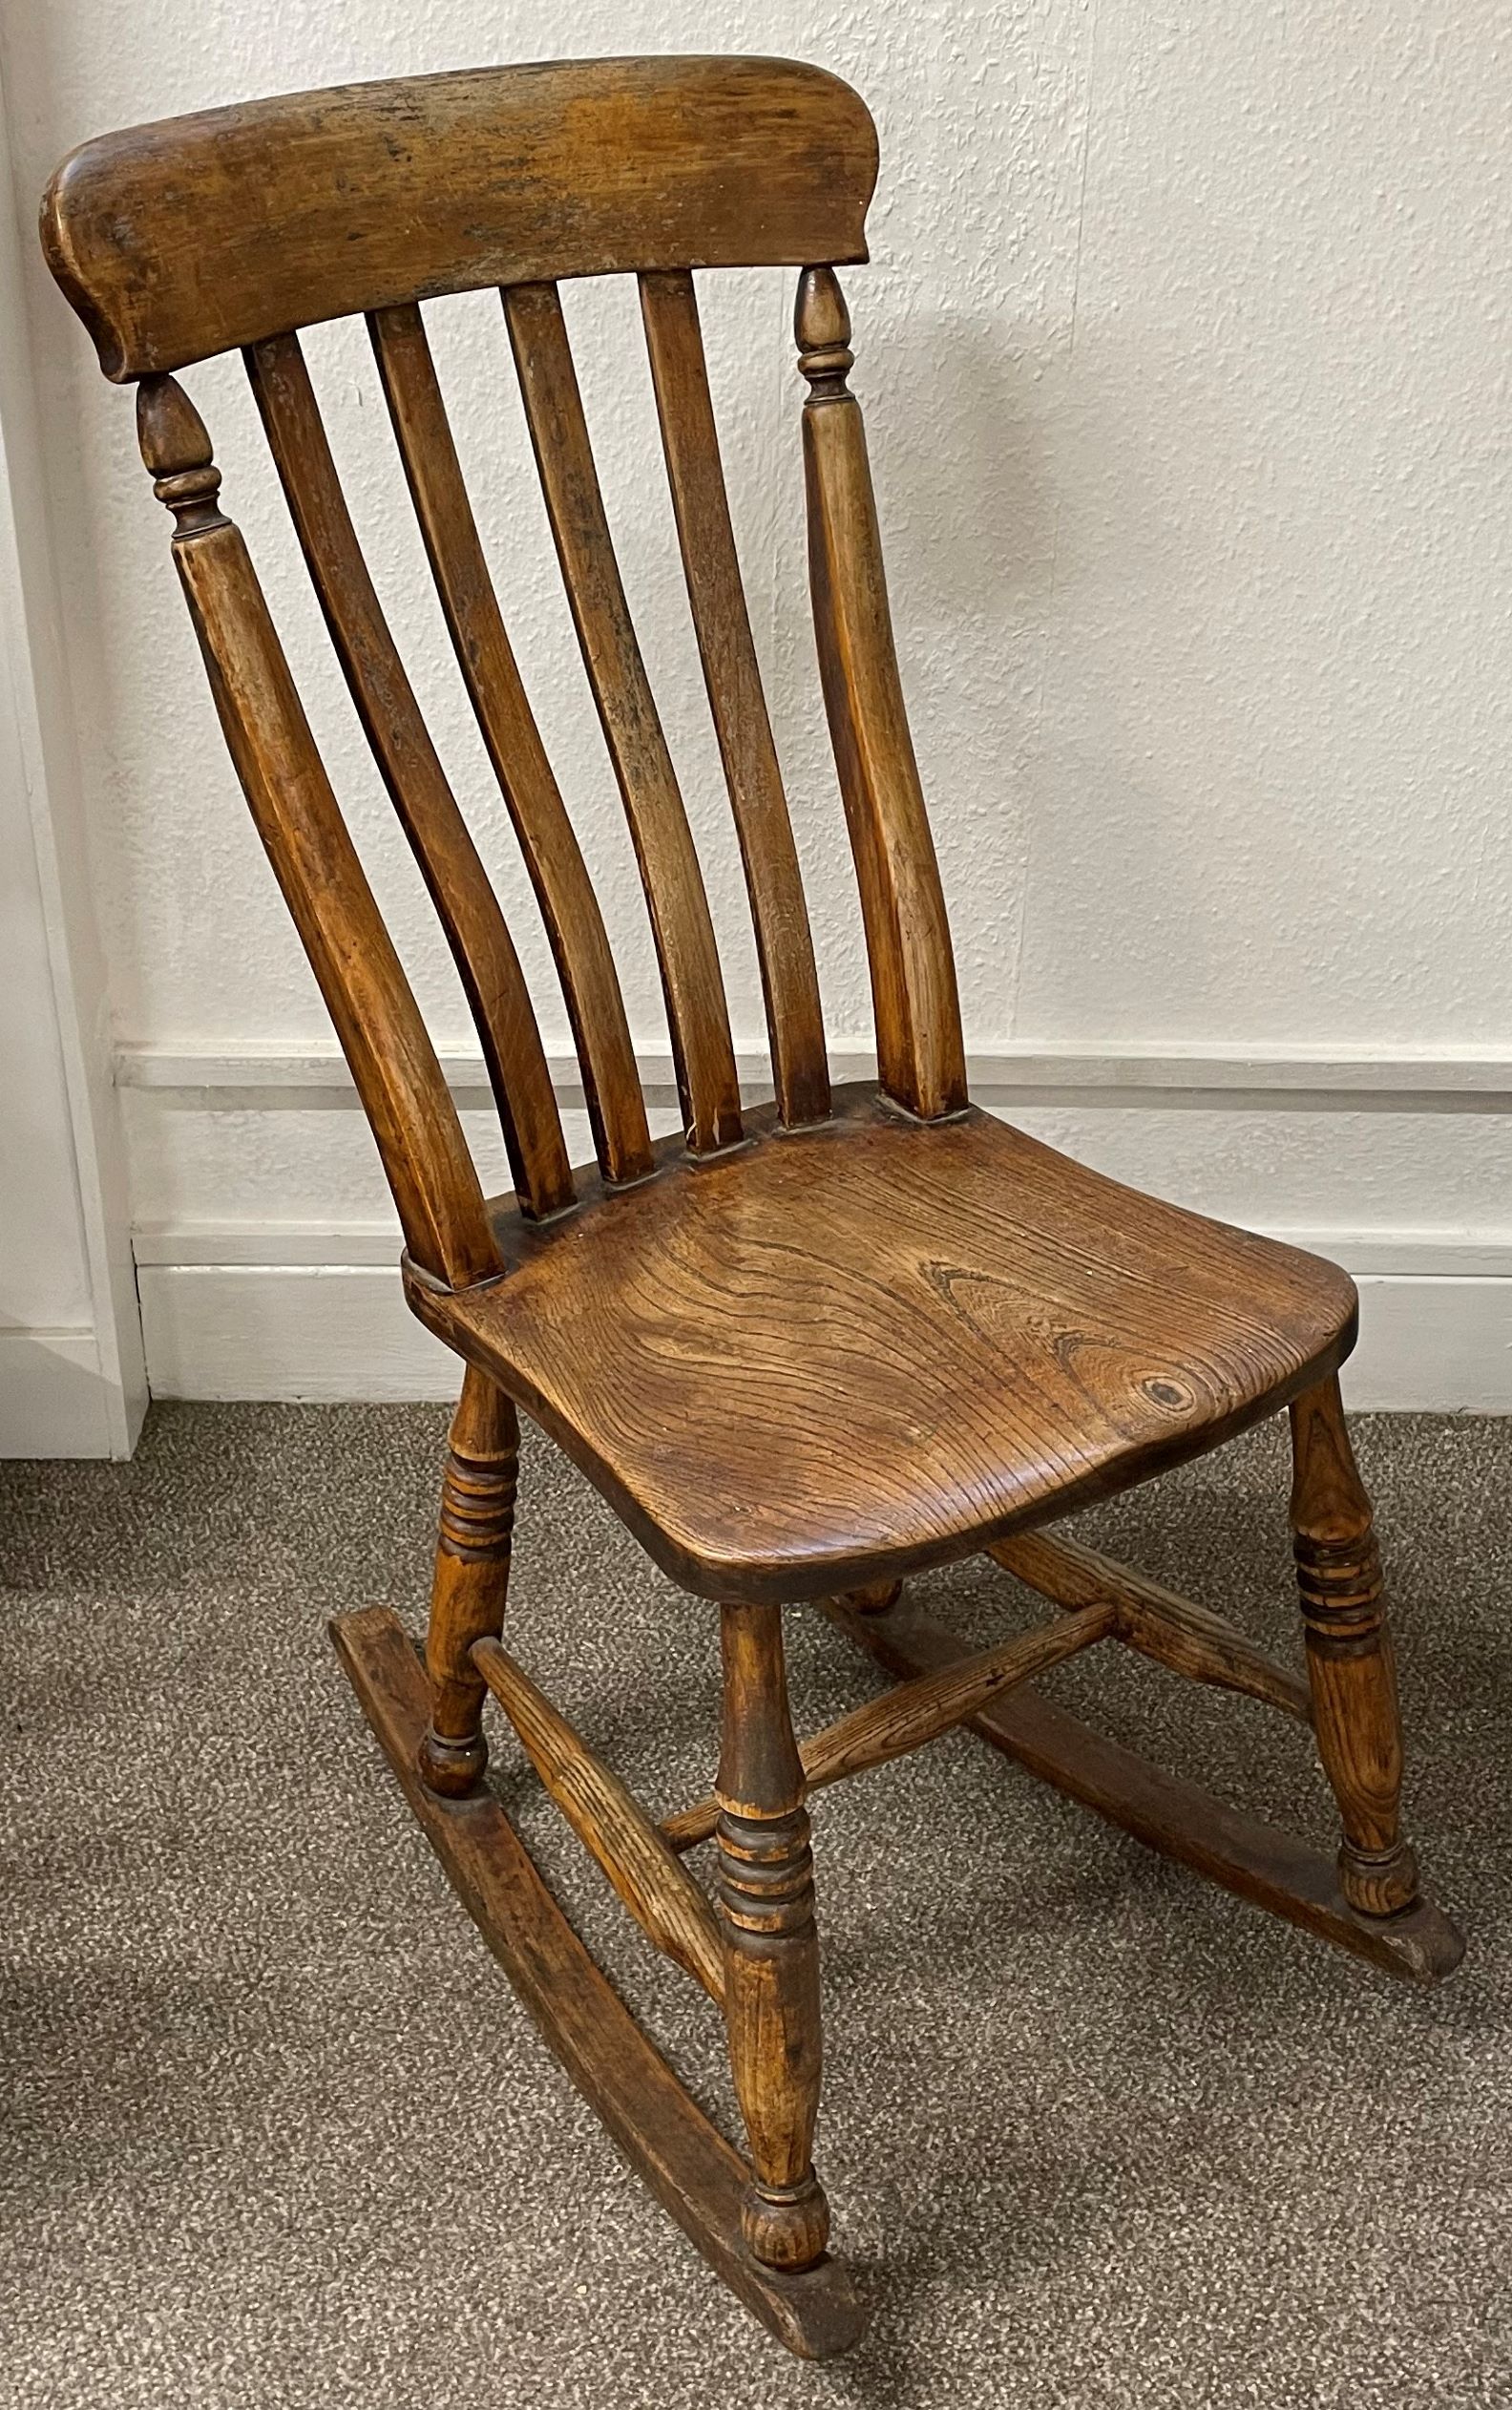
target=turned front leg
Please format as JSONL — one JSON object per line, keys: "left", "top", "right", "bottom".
{"left": 418, "top": 1366, "right": 519, "bottom": 1799}
{"left": 1290, "top": 1376, "right": 1418, "bottom": 1916}
{"left": 716, "top": 1602, "right": 830, "bottom": 2272}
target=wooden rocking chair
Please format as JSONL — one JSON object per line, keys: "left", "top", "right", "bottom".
{"left": 43, "top": 55, "right": 1461, "bottom": 2359}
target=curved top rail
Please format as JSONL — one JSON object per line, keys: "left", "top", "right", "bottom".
{"left": 42, "top": 54, "right": 878, "bottom": 380}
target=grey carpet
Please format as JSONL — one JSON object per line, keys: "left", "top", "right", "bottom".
{"left": 3, "top": 1405, "right": 1511, "bottom": 2409}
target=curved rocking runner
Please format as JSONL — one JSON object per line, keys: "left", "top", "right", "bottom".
{"left": 44, "top": 56, "right": 1462, "bottom": 2361}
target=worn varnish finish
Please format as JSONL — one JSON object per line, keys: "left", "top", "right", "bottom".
{"left": 798, "top": 267, "right": 966, "bottom": 1123}
{"left": 246, "top": 330, "right": 573, "bottom": 1219}
{"left": 416, "top": 1366, "right": 518, "bottom": 1799}
{"left": 715, "top": 1604, "right": 830, "bottom": 2272}
{"left": 472, "top": 1635, "right": 725, "bottom": 2001}
{"left": 988, "top": 1531, "right": 1313, "bottom": 1722}
{"left": 43, "top": 56, "right": 878, "bottom": 379}
{"left": 414, "top": 1088, "right": 1363, "bottom": 1603}
{"left": 640, "top": 268, "right": 830, "bottom": 1130}
{"left": 368, "top": 300, "right": 653, "bottom": 1188}
{"left": 134, "top": 375, "right": 499, "bottom": 1292}
{"left": 46, "top": 53, "right": 1460, "bottom": 2361}
{"left": 1290, "top": 1376, "right": 1420, "bottom": 1916}
{"left": 333, "top": 1606, "right": 867, "bottom": 2358}
{"left": 662, "top": 1601, "right": 1117, "bottom": 1854}
{"left": 822, "top": 1589, "right": 1462, "bottom": 1986}
{"left": 505, "top": 278, "right": 742, "bottom": 1154}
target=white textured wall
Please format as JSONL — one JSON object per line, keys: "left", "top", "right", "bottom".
{"left": 6, "top": 2, "right": 1512, "bottom": 1403}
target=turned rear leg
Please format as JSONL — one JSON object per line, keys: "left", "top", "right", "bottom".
{"left": 716, "top": 1602, "right": 830, "bottom": 2271}
{"left": 841, "top": 1580, "right": 901, "bottom": 1614}
{"left": 418, "top": 1366, "right": 519, "bottom": 1799}
{"left": 1290, "top": 1375, "right": 1419, "bottom": 1917}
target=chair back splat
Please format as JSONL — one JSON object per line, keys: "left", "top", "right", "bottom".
{"left": 43, "top": 54, "right": 966, "bottom": 1283}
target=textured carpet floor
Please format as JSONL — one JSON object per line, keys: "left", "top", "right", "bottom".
{"left": 3, "top": 1405, "right": 1511, "bottom": 2409}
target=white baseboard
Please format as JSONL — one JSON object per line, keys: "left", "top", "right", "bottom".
{"left": 1346, "top": 1279, "right": 1512, "bottom": 1411}
{"left": 134, "top": 1255, "right": 1512, "bottom": 1411}
{"left": 137, "top": 1266, "right": 459, "bottom": 1403}
{"left": 115, "top": 1037, "right": 1512, "bottom": 1113}
{"left": 118, "top": 1039, "right": 1512, "bottom": 1409}
{"left": 0, "top": 1327, "right": 130, "bottom": 1453}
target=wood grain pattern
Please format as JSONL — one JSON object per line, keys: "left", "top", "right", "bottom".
{"left": 136, "top": 375, "right": 499, "bottom": 1291}
{"left": 48, "top": 62, "right": 1464, "bottom": 2360}
{"left": 716, "top": 1604, "right": 829, "bottom": 2272}
{"left": 413, "top": 1087, "right": 1359, "bottom": 1602}
{"left": 989, "top": 1531, "right": 1312, "bottom": 1721}
{"left": 1290, "top": 1375, "right": 1419, "bottom": 1916}
{"left": 331, "top": 1605, "right": 868, "bottom": 2357}
{"left": 662, "top": 1600, "right": 1116, "bottom": 1853}
{"left": 824, "top": 1590, "right": 1463, "bottom": 1985}
{"left": 506, "top": 281, "right": 742, "bottom": 1152}
{"left": 472, "top": 1637, "right": 724, "bottom": 2000}
{"left": 640, "top": 269, "right": 830, "bottom": 1129}
{"left": 368, "top": 302, "right": 654, "bottom": 1188}
{"left": 43, "top": 56, "right": 878, "bottom": 379}
{"left": 246, "top": 331, "right": 573, "bottom": 1218}
{"left": 416, "top": 1366, "right": 518, "bottom": 1798}
{"left": 797, "top": 267, "right": 966, "bottom": 1123}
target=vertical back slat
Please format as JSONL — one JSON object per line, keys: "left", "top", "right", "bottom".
{"left": 245, "top": 331, "right": 576, "bottom": 1218}
{"left": 639, "top": 271, "right": 830, "bottom": 1130}
{"left": 368, "top": 303, "right": 654, "bottom": 1187}
{"left": 136, "top": 375, "right": 500, "bottom": 1291}
{"left": 502, "top": 281, "right": 743, "bottom": 1156}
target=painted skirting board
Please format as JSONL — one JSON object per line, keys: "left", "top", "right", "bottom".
{"left": 132, "top": 1248, "right": 1512, "bottom": 1413}
{"left": 116, "top": 1039, "right": 1512, "bottom": 1112}
{"left": 121, "top": 1040, "right": 1512, "bottom": 1408}
{"left": 0, "top": 1328, "right": 128, "bottom": 1454}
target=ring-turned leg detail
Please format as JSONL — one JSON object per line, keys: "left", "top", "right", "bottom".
{"left": 418, "top": 1365, "right": 519, "bottom": 1798}
{"left": 331, "top": 1604, "right": 868, "bottom": 2358}
{"left": 716, "top": 1602, "right": 830, "bottom": 2272}
{"left": 1290, "top": 1375, "right": 1419, "bottom": 1917}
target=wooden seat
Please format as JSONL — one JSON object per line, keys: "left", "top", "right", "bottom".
{"left": 42, "top": 53, "right": 1461, "bottom": 2365}
{"left": 423, "top": 1088, "right": 1357, "bottom": 1602}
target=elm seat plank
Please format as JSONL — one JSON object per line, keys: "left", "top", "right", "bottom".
{"left": 407, "top": 1085, "right": 1358, "bottom": 1603}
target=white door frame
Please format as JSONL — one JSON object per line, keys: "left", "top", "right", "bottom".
{"left": 0, "top": 56, "right": 145, "bottom": 1457}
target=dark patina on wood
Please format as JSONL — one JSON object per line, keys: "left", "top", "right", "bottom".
{"left": 44, "top": 53, "right": 1462, "bottom": 2359}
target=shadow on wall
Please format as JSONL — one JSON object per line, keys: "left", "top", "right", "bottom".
{"left": 872, "top": 307, "right": 1063, "bottom": 632}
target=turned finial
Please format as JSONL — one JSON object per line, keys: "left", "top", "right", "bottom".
{"left": 794, "top": 265, "right": 854, "bottom": 399}
{"left": 136, "top": 373, "right": 225, "bottom": 534}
